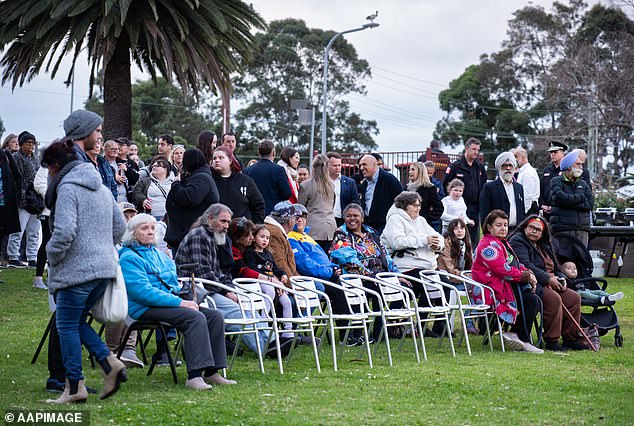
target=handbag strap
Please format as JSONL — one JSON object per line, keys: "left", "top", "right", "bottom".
{"left": 127, "top": 246, "right": 174, "bottom": 294}
{"left": 150, "top": 178, "right": 169, "bottom": 199}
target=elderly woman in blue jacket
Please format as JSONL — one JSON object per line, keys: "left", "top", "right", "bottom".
{"left": 119, "top": 213, "right": 235, "bottom": 390}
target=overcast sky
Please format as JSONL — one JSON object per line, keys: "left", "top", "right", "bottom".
{"left": 0, "top": 0, "right": 598, "bottom": 153}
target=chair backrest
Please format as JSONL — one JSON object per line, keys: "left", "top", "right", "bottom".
{"left": 375, "top": 274, "right": 406, "bottom": 304}
{"left": 418, "top": 271, "right": 450, "bottom": 305}
{"left": 290, "top": 277, "right": 321, "bottom": 311}
{"left": 232, "top": 279, "right": 269, "bottom": 314}
{"left": 339, "top": 276, "right": 369, "bottom": 312}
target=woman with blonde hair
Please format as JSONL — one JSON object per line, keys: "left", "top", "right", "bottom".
{"left": 407, "top": 162, "right": 443, "bottom": 229}
{"left": 2, "top": 133, "right": 19, "bottom": 153}
{"left": 298, "top": 154, "right": 336, "bottom": 252}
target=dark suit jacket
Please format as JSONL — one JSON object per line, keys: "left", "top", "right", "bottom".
{"left": 359, "top": 169, "right": 403, "bottom": 233}
{"left": 243, "top": 158, "right": 292, "bottom": 216}
{"left": 338, "top": 174, "right": 359, "bottom": 214}
{"left": 479, "top": 178, "right": 526, "bottom": 226}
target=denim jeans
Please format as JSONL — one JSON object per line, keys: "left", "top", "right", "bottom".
{"left": 55, "top": 278, "right": 112, "bottom": 380}
{"left": 210, "top": 293, "right": 270, "bottom": 353}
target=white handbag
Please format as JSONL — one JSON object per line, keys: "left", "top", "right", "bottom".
{"left": 91, "top": 260, "right": 128, "bottom": 324}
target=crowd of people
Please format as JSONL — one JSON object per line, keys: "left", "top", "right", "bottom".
{"left": 1, "top": 111, "right": 626, "bottom": 404}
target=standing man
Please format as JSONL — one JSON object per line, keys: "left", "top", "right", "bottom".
{"left": 115, "top": 137, "right": 140, "bottom": 192}
{"left": 221, "top": 132, "right": 244, "bottom": 170}
{"left": 63, "top": 110, "right": 103, "bottom": 164}
{"left": 479, "top": 153, "right": 525, "bottom": 232}
{"left": 7, "top": 131, "right": 40, "bottom": 268}
{"left": 575, "top": 149, "right": 592, "bottom": 188}
{"left": 243, "top": 140, "right": 292, "bottom": 216}
{"left": 358, "top": 154, "right": 403, "bottom": 234}
{"left": 539, "top": 141, "right": 567, "bottom": 218}
{"left": 550, "top": 151, "right": 593, "bottom": 246}
{"left": 512, "top": 147, "right": 540, "bottom": 215}
{"left": 103, "top": 140, "right": 128, "bottom": 202}
{"left": 326, "top": 152, "right": 359, "bottom": 227}
{"left": 443, "top": 137, "right": 486, "bottom": 245}
{"left": 157, "top": 134, "right": 174, "bottom": 158}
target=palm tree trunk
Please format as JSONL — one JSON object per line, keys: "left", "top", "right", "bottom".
{"left": 103, "top": 40, "right": 132, "bottom": 140}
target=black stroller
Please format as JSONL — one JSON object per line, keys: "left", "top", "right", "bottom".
{"left": 551, "top": 232, "right": 623, "bottom": 347}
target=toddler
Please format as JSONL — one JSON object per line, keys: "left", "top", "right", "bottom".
{"left": 440, "top": 179, "right": 474, "bottom": 233}
{"left": 561, "top": 261, "right": 623, "bottom": 305}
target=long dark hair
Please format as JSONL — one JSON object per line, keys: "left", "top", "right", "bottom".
{"left": 41, "top": 138, "right": 76, "bottom": 170}
{"left": 443, "top": 218, "right": 472, "bottom": 269}
{"left": 182, "top": 148, "right": 208, "bottom": 174}
{"left": 196, "top": 130, "right": 216, "bottom": 165}
{"left": 512, "top": 214, "right": 552, "bottom": 244}
{"left": 228, "top": 217, "right": 255, "bottom": 250}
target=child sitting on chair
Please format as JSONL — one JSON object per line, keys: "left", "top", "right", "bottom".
{"left": 561, "top": 261, "right": 624, "bottom": 305}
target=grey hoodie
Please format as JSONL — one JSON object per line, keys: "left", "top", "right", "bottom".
{"left": 47, "top": 163, "right": 126, "bottom": 292}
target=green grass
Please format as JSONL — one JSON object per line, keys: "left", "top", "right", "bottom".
{"left": 1, "top": 269, "right": 633, "bottom": 425}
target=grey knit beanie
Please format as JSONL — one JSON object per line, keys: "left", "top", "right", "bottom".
{"left": 63, "top": 110, "right": 103, "bottom": 140}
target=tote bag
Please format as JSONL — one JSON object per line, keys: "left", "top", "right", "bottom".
{"left": 91, "top": 261, "right": 128, "bottom": 323}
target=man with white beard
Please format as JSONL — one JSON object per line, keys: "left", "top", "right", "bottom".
{"left": 175, "top": 203, "right": 271, "bottom": 355}
{"left": 479, "top": 152, "right": 526, "bottom": 232}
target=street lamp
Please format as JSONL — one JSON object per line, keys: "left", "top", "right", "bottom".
{"left": 321, "top": 20, "right": 379, "bottom": 154}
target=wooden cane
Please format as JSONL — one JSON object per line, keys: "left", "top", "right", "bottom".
{"left": 561, "top": 304, "right": 598, "bottom": 352}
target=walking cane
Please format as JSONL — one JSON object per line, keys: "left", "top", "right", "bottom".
{"left": 561, "top": 304, "right": 598, "bottom": 352}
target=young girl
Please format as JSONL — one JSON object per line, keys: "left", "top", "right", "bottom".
{"left": 438, "top": 218, "right": 477, "bottom": 334}
{"left": 243, "top": 225, "right": 294, "bottom": 340}
{"left": 440, "top": 179, "right": 474, "bottom": 233}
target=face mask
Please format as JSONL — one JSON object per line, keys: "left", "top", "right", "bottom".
{"left": 571, "top": 168, "right": 583, "bottom": 178}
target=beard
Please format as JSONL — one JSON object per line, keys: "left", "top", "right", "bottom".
{"left": 213, "top": 231, "right": 227, "bottom": 246}
{"left": 501, "top": 171, "right": 514, "bottom": 182}
{"left": 572, "top": 168, "right": 583, "bottom": 178}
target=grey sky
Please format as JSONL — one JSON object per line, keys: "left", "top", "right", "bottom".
{"left": 0, "top": 1, "right": 593, "bottom": 153}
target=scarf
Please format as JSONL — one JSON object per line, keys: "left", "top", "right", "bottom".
{"left": 277, "top": 159, "right": 298, "bottom": 180}
{"left": 45, "top": 160, "right": 82, "bottom": 231}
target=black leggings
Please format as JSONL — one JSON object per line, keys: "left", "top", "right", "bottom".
{"left": 36, "top": 217, "right": 51, "bottom": 276}
{"left": 511, "top": 285, "right": 540, "bottom": 343}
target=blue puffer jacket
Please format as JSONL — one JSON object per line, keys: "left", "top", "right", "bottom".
{"left": 287, "top": 226, "right": 336, "bottom": 280}
{"left": 119, "top": 243, "right": 182, "bottom": 319}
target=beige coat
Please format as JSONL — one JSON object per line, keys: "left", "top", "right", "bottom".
{"left": 298, "top": 178, "right": 337, "bottom": 241}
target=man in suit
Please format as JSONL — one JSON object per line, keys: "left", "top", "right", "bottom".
{"left": 358, "top": 154, "right": 403, "bottom": 234}
{"left": 243, "top": 140, "right": 292, "bottom": 216}
{"left": 479, "top": 152, "right": 526, "bottom": 232}
{"left": 327, "top": 151, "right": 359, "bottom": 227}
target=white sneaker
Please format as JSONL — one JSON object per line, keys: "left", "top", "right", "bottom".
{"left": 33, "top": 277, "right": 47, "bottom": 289}
{"left": 521, "top": 341, "right": 544, "bottom": 354}
{"left": 608, "top": 292, "right": 624, "bottom": 302}
{"left": 185, "top": 377, "right": 212, "bottom": 390}
{"left": 502, "top": 332, "right": 525, "bottom": 352}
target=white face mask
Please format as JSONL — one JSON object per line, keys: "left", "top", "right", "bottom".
{"left": 571, "top": 168, "right": 583, "bottom": 178}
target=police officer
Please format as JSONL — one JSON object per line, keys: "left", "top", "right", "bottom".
{"left": 539, "top": 141, "right": 567, "bottom": 219}
{"left": 442, "top": 137, "right": 486, "bottom": 246}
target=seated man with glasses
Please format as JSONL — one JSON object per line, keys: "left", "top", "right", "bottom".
{"left": 479, "top": 152, "right": 526, "bottom": 233}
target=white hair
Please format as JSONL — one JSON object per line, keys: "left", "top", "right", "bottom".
{"left": 121, "top": 213, "right": 159, "bottom": 246}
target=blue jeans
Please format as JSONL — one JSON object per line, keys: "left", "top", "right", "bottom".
{"left": 55, "top": 278, "right": 112, "bottom": 381}
{"left": 210, "top": 293, "right": 270, "bottom": 353}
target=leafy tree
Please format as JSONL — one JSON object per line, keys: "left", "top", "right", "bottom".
{"left": 232, "top": 18, "right": 378, "bottom": 154}
{"left": 0, "top": 0, "right": 265, "bottom": 140}
{"left": 0, "top": 116, "right": 4, "bottom": 140}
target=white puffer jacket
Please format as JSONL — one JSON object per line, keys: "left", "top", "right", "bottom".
{"left": 380, "top": 204, "right": 444, "bottom": 271}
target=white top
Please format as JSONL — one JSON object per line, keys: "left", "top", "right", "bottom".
{"left": 331, "top": 175, "right": 342, "bottom": 218}
{"left": 440, "top": 196, "right": 470, "bottom": 230}
{"left": 503, "top": 181, "right": 518, "bottom": 226}
{"left": 517, "top": 162, "right": 540, "bottom": 213}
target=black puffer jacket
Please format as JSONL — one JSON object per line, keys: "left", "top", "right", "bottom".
{"left": 508, "top": 232, "right": 563, "bottom": 295}
{"left": 549, "top": 175, "right": 593, "bottom": 233}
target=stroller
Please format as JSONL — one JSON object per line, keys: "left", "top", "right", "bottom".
{"left": 551, "top": 232, "right": 623, "bottom": 347}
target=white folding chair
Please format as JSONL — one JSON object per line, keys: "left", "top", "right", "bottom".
{"left": 179, "top": 278, "right": 268, "bottom": 373}
{"left": 233, "top": 278, "right": 321, "bottom": 373}
{"left": 340, "top": 274, "right": 420, "bottom": 366}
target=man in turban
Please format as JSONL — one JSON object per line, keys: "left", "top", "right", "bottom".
{"left": 479, "top": 152, "right": 526, "bottom": 232}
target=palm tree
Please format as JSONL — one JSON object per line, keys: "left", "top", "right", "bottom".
{"left": 0, "top": 0, "right": 266, "bottom": 139}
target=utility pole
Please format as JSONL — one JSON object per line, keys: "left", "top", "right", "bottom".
{"left": 587, "top": 83, "right": 597, "bottom": 181}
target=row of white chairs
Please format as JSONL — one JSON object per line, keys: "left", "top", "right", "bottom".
{"left": 176, "top": 270, "right": 506, "bottom": 375}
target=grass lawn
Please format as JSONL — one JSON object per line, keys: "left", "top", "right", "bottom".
{"left": 1, "top": 269, "right": 633, "bottom": 425}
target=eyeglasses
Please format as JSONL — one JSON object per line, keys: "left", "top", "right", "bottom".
{"left": 411, "top": 203, "right": 421, "bottom": 208}
{"left": 152, "top": 163, "right": 167, "bottom": 168}
{"left": 527, "top": 225, "right": 543, "bottom": 233}
{"left": 21, "top": 140, "right": 36, "bottom": 145}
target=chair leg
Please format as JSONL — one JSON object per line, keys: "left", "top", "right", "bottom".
{"left": 159, "top": 325, "right": 178, "bottom": 384}
{"left": 32, "top": 312, "right": 55, "bottom": 364}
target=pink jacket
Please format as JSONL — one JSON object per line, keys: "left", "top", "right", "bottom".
{"left": 472, "top": 234, "right": 527, "bottom": 324}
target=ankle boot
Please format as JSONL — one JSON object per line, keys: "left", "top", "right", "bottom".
{"left": 100, "top": 354, "right": 128, "bottom": 400}
{"left": 46, "top": 379, "right": 88, "bottom": 404}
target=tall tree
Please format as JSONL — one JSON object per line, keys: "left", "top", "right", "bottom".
{"left": 0, "top": 116, "right": 4, "bottom": 140}
{"left": 0, "top": 0, "right": 265, "bottom": 140}
{"left": 232, "top": 18, "right": 378, "bottom": 154}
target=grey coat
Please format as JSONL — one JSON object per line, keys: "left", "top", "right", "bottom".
{"left": 47, "top": 163, "right": 126, "bottom": 292}
{"left": 298, "top": 178, "right": 337, "bottom": 241}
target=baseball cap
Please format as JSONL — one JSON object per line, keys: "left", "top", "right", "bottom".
{"left": 271, "top": 201, "right": 302, "bottom": 218}
{"left": 117, "top": 202, "right": 138, "bottom": 213}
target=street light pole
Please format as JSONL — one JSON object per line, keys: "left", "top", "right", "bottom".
{"left": 321, "top": 21, "right": 379, "bottom": 154}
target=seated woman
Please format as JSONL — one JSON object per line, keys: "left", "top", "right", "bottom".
{"left": 329, "top": 203, "right": 399, "bottom": 344}
{"left": 508, "top": 216, "right": 587, "bottom": 351}
{"left": 119, "top": 213, "right": 236, "bottom": 390}
{"left": 471, "top": 210, "right": 543, "bottom": 353}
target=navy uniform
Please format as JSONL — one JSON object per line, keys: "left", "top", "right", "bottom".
{"left": 539, "top": 141, "right": 567, "bottom": 215}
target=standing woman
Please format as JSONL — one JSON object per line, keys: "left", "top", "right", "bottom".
{"left": 0, "top": 145, "right": 22, "bottom": 268}
{"left": 169, "top": 144, "right": 185, "bottom": 176}
{"left": 131, "top": 156, "right": 175, "bottom": 220}
{"left": 211, "top": 146, "right": 265, "bottom": 223}
{"left": 2, "top": 133, "right": 19, "bottom": 153}
{"left": 407, "top": 162, "right": 443, "bottom": 230}
{"left": 277, "top": 147, "right": 300, "bottom": 203}
{"left": 42, "top": 140, "right": 127, "bottom": 403}
{"left": 32, "top": 165, "right": 51, "bottom": 289}
{"left": 196, "top": 130, "right": 217, "bottom": 166}
{"left": 164, "top": 149, "right": 219, "bottom": 251}
{"left": 298, "top": 154, "right": 337, "bottom": 252}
